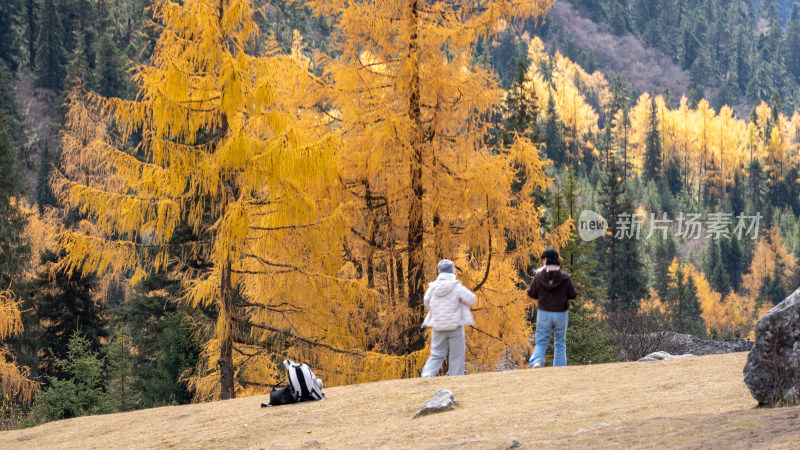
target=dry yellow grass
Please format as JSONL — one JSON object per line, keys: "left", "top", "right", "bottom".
{"left": 2, "top": 352, "right": 799, "bottom": 449}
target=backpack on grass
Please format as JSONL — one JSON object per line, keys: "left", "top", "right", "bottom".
{"left": 264, "top": 359, "right": 324, "bottom": 407}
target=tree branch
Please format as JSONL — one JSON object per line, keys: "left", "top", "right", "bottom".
{"left": 231, "top": 317, "right": 363, "bottom": 356}
{"left": 471, "top": 227, "right": 492, "bottom": 292}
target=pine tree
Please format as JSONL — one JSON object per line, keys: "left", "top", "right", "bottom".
{"left": 704, "top": 239, "right": 730, "bottom": 297}
{"left": 0, "top": 0, "right": 22, "bottom": 73}
{"left": 502, "top": 59, "right": 540, "bottom": 146}
{"left": 138, "top": 312, "right": 200, "bottom": 407}
{"left": 112, "top": 271, "right": 201, "bottom": 408}
{"left": 762, "top": 0, "right": 780, "bottom": 24}
{"left": 0, "top": 114, "right": 36, "bottom": 404}
{"left": 26, "top": 250, "right": 104, "bottom": 379}
{"left": 0, "top": 62, "right": 24, "bottom": 151}
{"left": 34, "top": 0, "right": 67, "bottom": 91}
{"left": 0, "top": 113, "right": 29, "bottom": 290}
{"left": 35, "top": 143, "right": 57, "bottom": 211}
{"left": 666, "top": 260, "right": 706, "bottom": 337}
{"left": 776, "top": 164, "right": 800, "bottom": 215}
{"left": 746, "top": 59, "right": 774, "bottom": 105}
{"left": 25, "top": 0, "right": 36, "bottom": 68}
{"left": 64, "top": 30, "right": 94, "bottom": 90}
{"left": 747, "top": 159, "right": 769, "bottom": 213}
{"left": 616, "top": 105, "right": 632, "bottom": 182}
{"left": 664, "top": 159, "right": 682, "bottom": 196}
{"left": 642, "top": 96, "right": 663, "bottom": 184}
{"left": 30, "top": 331, "right": 112, "bottom": 424}
{"left": 734, "top": 31, "right": 750, "bottom": 91}
{"left": 729, "top": 169, "right": 746, "bottom": 217}
{"left": 544, "top": 168, "right": 614, "bottom": 365}
{"left": 599, "top": 153, "right": 647, "bottom": 313}
{"left": 544, "top": 93, "right": 566, "bottom": 164}
{"left": 94, "top": 33, "right": 127, "bottom": 99}
{"left": 720, "top": 234, "right": 745, "bottom": 293}
{"left": 57, "top": 0, "right": 99, "bottom": 58}
{"left": 758, "top": 267, "right": 789, "bottom": 305}
{"left": 606, "top": 76, "right": 632, "bottom": 180}
{"left": 607, "top": 75, "right": 631, "bottom": 122}
{"left": 105, "top": 328, "right": 135, "bottom": 412}
{"left": 787, "top": 4, "right": 800, "bottom": 84}
{"left": 608, "top": 0, "right": 631, "bottom": 35}
{"left": 549, "top": 168, "right": 603, "bottom": 301}
{"left": 682, "top": 25, "right": 700, "bottom": 70}
{"left": 653, "top": 236, "right": 677, "bottom": 303}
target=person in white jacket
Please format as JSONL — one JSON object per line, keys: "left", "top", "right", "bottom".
{"left": 420, "top": 259, "right": 477, "bottom": 377}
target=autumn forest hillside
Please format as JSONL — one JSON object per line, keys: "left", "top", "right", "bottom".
{"left": 1, "top": 0, "right": 799, "bottom": 431}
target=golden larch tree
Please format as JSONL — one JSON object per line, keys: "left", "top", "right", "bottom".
{"left": 743, "top": 224, "right": 796, "bottom": 299}
{"left": 57, "top": 0, "right": 347, "bottom": 400}
{"left": 304, "top": 0, "right": 568, "bottom": 374}
{"left": 524, "top": 39, "right": 605, "bottom": 164}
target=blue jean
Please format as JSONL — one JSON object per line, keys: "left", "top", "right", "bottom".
{"left": 529, "top": 310, "right": 568, "bottom": 367}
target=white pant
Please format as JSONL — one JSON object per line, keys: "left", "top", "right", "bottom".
{"left": 421, "top": 327, "right": 466, "bottom": 377}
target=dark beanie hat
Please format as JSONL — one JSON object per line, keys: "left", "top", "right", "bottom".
{"left": 437, "top": 259, "right": 455, "bottom": 274}
{"left": 541, "top": 248, "right": 560, "bottom": 265}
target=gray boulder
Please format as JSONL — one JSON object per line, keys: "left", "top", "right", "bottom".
{"left": 637, "top": 351, "right": 694, "bottom": 362}
{"left": 413, "top": 389, "right": 458, "bottom": 418}
{"left": 743, "top": 287, "right": 800, "bottom": 406}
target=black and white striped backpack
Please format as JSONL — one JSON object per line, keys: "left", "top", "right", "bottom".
{"left": 266, "top": 359, "right": 324, "bottom": 406}
{"left": 285, "top": 359, "right": 324, "bottom": 401}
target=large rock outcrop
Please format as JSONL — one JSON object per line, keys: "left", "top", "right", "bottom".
{"left": 617, "top": 331, "right": 752, "bottom": 361}
{"left": 657, "top": 332, "right": 753, "bottom": 356}
{"left": 743, "top": 287, "right": 800, "bottom": 406}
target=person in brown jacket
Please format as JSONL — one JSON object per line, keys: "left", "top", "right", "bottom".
{"left": 527, "top": 248, "right": 577, "bottom": 368}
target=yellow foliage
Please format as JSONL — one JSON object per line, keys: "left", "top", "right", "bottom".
{"left": 524, "top": 38, "right": 798, "bottom": 198}
{"left": 525, "top": 38, "right": 604, "bottom": 164}
{"left": 0, "top": 349, "right": 38, "bottom": 405}
{"left": 720, "top": 292, "right": 759, "bottom": 339}
{"left": 640, "top": 287, "right": 667, "bottom": 316}
{"left": 0, "top": 290, "right": 39, "bottom": 404}
{"left": 299, "top": 0, "right": 558, "bottom": 381}
{"left": 0, "top": 290, "right": 22, "bottom": 341}
{"left": 685, "top": 263, "right": 726, "bottom": 334}
{"left": 683, "top": 261, "right": 764, "bottom": 339}
{"left": 742, "top": 224, "right": 796, "bottom": 298}
{"left": 19, "top": 203, "right": 60, "bottom": 276}
{"left": 59, "top": 0, "right": 352, "bottom": 400}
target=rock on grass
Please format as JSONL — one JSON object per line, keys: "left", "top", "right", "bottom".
{"left": 414, "top": 389, "right": 458, "bottom": 418}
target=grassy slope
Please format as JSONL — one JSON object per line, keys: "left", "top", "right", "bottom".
{"left": 2, "top": 352, "right": 799, "bottom": 449}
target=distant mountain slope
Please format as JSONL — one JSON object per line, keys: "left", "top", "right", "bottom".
{"left": 4, "top": 353, "right": 799, "bottom": 449}
{"left": 542, "top": 1, "right": 690, "bottom": 98}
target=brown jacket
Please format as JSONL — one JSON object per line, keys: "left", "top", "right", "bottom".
{"left": 527, "top": 267, "right": 578, "bottom": 312}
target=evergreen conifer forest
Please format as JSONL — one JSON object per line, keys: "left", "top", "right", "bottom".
{"left": 1, "top": 0, "right": 799, "bottom": 429}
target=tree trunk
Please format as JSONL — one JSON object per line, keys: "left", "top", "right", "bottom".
{"left": 395, "top": 251, "right": 405, "bottom": 301}
{"left": 406, "top": 0, "right": 426, "bottom": 352}
{"left": 366, "top": 181, "right": 375, "bottom": 289}
{"left": 219, "top": 260, "right": 235, "bottom": 400}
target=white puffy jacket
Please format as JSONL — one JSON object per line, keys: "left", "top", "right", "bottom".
{"left": 421, "top": 273, "right": 477, "bottom": 331}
